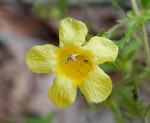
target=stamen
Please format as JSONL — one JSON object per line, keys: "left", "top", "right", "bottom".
{"left": 62, "top": 54, "right": 79, "bottom": 64}
{"left": 69, "top": 54, "right": 79, "bottom": 61}
{"left": 60, "top": 54, "right": 92, "bottom": 83}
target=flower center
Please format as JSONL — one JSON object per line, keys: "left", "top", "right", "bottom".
{"left": 60, "top": 53, "right": 92, "bottom": 84}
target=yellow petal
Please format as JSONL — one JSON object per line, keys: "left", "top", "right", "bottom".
{"left": 79, "top": 66, "right": 112, "bottom": 103}
{"left": 26, "top": 44, "right": 57, "bottom": 73}
{"left": 48, "top": 75, "right": 77, "bottom": 108}
{"left": 82, "top": 36, "right": 118, "bottom": 64}
{"left": 59, "top": 17, "right": 88, "bottom": 47}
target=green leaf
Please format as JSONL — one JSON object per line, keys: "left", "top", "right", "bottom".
{"left": 85, "top": 34, "right": 93, "bottom": 42}
{"left": 24, "top": 112, "right": 56, "bottom": 123}
{"left": 107, "top": 99, "right": 128, "bottom": 123}
{"left": 141, "top": 0, "right": 150, "bottom": 8}
{"left": 102, "top": 24, "right": 122, "bottom": 38}
{"left": 86, "top": 102, "right": 101, "bottom": 110}
{"left": 121, "top": 39, "right": 141, "bottom": 59}
{"left": 100, "top": 62, "right": 119, "bottom": 72}
{"left": 41, "top": 112, "right": 56, "bottom": 123}
{"left": 59, "top": 0, "right": 69, "bottom": 12}
{"left": 117, "top": 23, "right": 136, "bottom": 48}
{"left": 117, "top": 87, "right": 145, "bottom": 119}
{"left": 117, "top": 11, "right": 150, "bottom": 49}
{"left": 98, "top": 28, "right": 105, "bottom": 37}
{"left": 122, "top": 60, "right": 132, "bottom": 78}
{"left": 24, "top": 115, "right": 41, "bottom": 123}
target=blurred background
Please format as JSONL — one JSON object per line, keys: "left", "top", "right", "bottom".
{"left": 0, "top": 0, "right": 150, "bottom": 123}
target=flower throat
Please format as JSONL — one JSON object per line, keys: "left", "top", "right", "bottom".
{"left": 61, "top": 54, "right": 92, "bottom": 84}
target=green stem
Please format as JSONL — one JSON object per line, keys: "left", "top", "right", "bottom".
{"left": 142, "top": 25, "right": 150, "bottom": 68}
{"left": 131, "top": 0, "right": 140, "bottom": 16}
{"left": 106, "top": 23, "right": 123, "bottom": 38}
{"left": 142, "top": 104, "right": 150, "bottom": 123}
{"left": 131, "top": 0, "right": 150, "bottom": 67}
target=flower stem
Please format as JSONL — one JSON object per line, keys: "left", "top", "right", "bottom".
{"left": 141, "top": 104, "right": 150, "bottom": 123}
{"left": 131, "top": 0, "right": 140, "bottom": 16}
{"left": 142, "top": 25, "right": 150, "bottom": 67}
{"left": 106, "top": 23, "right": 123, "bottom": 38}
{"left": 131, "top": 0, "right": 150, "bottom": 67}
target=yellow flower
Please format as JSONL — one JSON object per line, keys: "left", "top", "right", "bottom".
{"left": 26, "top": 17, "right": 118, "bottom": 108}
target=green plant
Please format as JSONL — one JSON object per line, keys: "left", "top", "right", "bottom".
{"left": 98, "top": 0, "right": 150, "bottom": 123}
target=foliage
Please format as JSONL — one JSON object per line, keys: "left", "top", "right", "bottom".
{"left": 24, "top": 112, "right": 56, "bottom": 123}
{"left": 4, "top": 112, "right": 56, "bottom": 123}
{"left": 96, "top": 0, "right": 150, "bottom": 123}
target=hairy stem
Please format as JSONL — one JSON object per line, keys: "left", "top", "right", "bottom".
{"left": 142, "top": 104, "right": 150, "bottom": 123}
{"left": 131, "top": 0, "right": 140, "bottom": 16}
{"left": 142, "top": 25, "right": 150, "bottom": 67}
{"left": 131, "top": 0, "right": 150, "bottom": 67}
